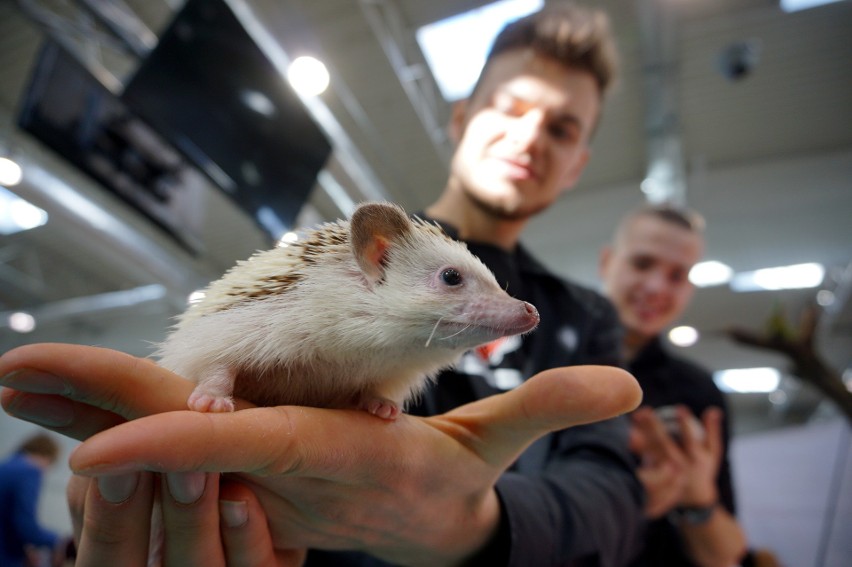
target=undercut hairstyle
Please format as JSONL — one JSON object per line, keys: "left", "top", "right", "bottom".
{"left": 614, "top": 203, "right": 706, "bottom": 245}
{"left": 474, "top": 1, "right": 620, "bottom": 100}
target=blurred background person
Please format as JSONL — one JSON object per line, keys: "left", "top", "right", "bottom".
{"left": 0, "top": 432, "right": 71, "bottom": 567}
{"left": 599, "top": 204, "right": 748, "bottom": 567}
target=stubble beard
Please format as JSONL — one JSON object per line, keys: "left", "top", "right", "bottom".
{"left": 464, "top": 185, "right": 548, "bottom": 222}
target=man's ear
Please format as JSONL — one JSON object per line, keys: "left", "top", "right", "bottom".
{"left": 598, "top": 245, "right": 613, "bottom": 279}
{"left": 448, "top": 99, "right": 469, "bottom": 144}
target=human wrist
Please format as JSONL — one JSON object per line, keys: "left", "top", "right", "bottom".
{"left": 396, "top": 488, "right": 503, "bottom": 567}
{"left": 670, "top": 502, "right": 718, "bottom": 526}
{"left": 457, "top": 492, "right": 509, "bottom": 567}
{"left": 680, "top": 482, "right": 718, "bottom": 509}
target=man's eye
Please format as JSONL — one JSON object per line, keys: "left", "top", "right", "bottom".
{"left": 549, "top": 123, "right": 579, "bottom": 143}
{"left": 441, "top": 268, "right": 463, "bottom": 286}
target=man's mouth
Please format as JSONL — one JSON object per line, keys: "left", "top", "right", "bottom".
{"left": 492, "top": 156, "right": 537, "bottom": 181}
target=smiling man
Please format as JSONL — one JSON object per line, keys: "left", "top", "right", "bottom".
{"left": 599, "top": 205, "right": 748, "bottom": 567}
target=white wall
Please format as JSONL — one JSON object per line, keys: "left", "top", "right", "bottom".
{"left": 731, "top": 417, "right": 852, "bottom": 567}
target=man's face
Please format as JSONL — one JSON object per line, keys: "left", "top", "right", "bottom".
{"left": 600, "top": 216, "right": 704, "bottom": 339}
{"left": 448, "top": 49, "right": 600, "bottom": 220}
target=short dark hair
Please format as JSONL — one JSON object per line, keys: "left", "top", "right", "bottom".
{"left": 618, "top": 203, "right": 706, "bottom": 239}
{"left": 474, "top": 2, "right": 620, "bottom": 99}
{"left": 16, "top": 432, "right": 60, "bottom": 462}
{"left": 642, "top": 204, "right": 706, "bottom": 233}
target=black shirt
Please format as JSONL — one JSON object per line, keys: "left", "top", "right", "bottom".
{"left": 628, "top": 337, "right": 736, "bottom": 567}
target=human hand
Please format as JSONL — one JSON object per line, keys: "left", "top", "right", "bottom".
{"left": 65, "top": 471, "right": 304, "bottom": 567}
{"left": 1, "top": 343, "right": 642, "bottom": 566}
{"left": 629, "top": 405, "right": 723, "bottom": 518}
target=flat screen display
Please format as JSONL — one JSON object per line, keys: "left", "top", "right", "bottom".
{"left": 17, "top": 39, "right": 208, "bottom": 253}
{"left": 121, "top": 0, "right": 332, "bottom": 238}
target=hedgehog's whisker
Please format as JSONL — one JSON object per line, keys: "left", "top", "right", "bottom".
{"left": 425, "top": 317, "right": 444, "bottom": 348}
{"left": 440, "top": 323, "right": 472, "bottom": 341}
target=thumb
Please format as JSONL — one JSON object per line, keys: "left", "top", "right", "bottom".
{"left": 437, "top": 365, "right": 641, "bottom": 468}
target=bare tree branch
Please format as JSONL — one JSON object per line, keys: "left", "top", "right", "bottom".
{"left": 726, "top": 303, "right": 852, "bottom": 423}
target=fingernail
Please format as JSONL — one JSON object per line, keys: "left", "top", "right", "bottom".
{"left": 167, "top": 472, "right": 207, "bottom": 504}
{"left": 4, "top": 392, "right": 74, "bottom": 427}
{"left": 0, "top": 370, "right": 71, "bottom": 395}
{"left": 98, "top": 473, "right": 140, "bottom": 504}
{"left": 220, "top": 500, "right": 248, "bottom": 528}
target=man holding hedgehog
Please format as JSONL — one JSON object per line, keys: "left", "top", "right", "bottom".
{"left": 1, "top": 3, "right": 657, "bottom": 566}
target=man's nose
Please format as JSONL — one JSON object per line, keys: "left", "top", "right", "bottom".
{"left": 643, "top": 270, "right": 670, "bottom": 293}
{"left": 507, "top": 109, "right": 547, "bottom": 152}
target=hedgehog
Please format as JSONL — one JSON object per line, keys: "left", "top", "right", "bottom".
{"left": 155, "top": 201, "right": 540, "bottom": 419}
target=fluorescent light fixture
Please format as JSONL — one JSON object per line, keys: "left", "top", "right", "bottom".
{"left": 416, "top": 0, "right": 543, "bottom": 101}
{"left": 689, "top": 260, "right": 734, "bottom": 287}
{"left": 668, "top": 325, "right": 699, "bottom": 347}
{"left": 0, "top": 185, "right": 48, "bottom": 235}
{"left": 714, "top": 367, "right": 781, "bottom": 393}
{"left": 730, "top": 262, "right": 825, "bottom": 292}
{"left": 780, "top": 0, "right": 845, "bottom": 13}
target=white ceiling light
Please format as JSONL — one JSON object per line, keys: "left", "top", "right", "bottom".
{"left": 0, "top": 156, "right": 23, "bottom": 186}
{"left": 187, "top": 290, "right": 206, "bottom": 305}
{"left": 668, "top": 325, "right": 700, "bottom": 347}
{"left": 714, "top": 367, "right": 781, "bottom": 393}
{"left": 8, "top": 312, "right": 37, "bottom": 333}
{"left": 416, "top": 0, "right": 543, "bottom": 101}
{"left": 287, "top": 56, "right": 330, "bottom": 97}
{"left": 689, "top": 260, "right": 734, "bottom": 287}
{"left": 730, "top": 262, "right": 825, "bottom": 292}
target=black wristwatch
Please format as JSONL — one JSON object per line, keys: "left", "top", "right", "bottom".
{"left": 671, "top": 503, "right": 717, "bottom": 525}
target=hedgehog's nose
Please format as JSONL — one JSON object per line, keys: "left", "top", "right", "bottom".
{"left": 522, "top": 301, "right": 540, "bottom": 324}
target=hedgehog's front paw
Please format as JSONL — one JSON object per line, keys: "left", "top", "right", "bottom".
{"left": 188, "top": 390, "right": 235, "bottom": 412}
{"left": 362, "top": 397, "right": 401, "bottom": 420}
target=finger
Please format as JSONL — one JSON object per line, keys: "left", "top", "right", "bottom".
{"left": 70, "top": 405, "right": 399, "bottom": 478}
{"left": 437, "top": 365, "right": 642, "bottom": 467}
{"left": 2, "top": 389, "right": 127, "bottom": 442}
{"left": 700, "top": 406, "right": 724, "bottom": 461}
{"left": 627, "top": 406, "right": 656, "bottom": 454}
{"left": 67, "top": 474, "right": 91, "bottom": 546}
{"left": 675, "top": 405, "right": 709, "bottom": 457}
{"left": 630, "top": 406, "right": 684, "bottom": 467}
{"left": 74, "top": 471, "right": 155, "bottom": 567}
{"left": 161, "top": 472, "right": 225, "bottom": 567}
{"left": 219, "top": 480, "right": 306, "bottom": 567}
{"left": 0, "top": 344, "right": 194, "bottom": 420}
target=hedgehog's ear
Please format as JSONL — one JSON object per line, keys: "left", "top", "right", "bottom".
{"left": 350, "top": 202, "right": 412, "bottom": 284}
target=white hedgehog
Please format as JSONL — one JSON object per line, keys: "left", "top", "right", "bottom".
{"left": 155, "top": 201, "right": 539, "bottom": 419}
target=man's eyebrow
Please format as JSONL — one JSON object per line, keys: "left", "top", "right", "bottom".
{"left": 497, "top": 85, "right": 589, "bottom": 133}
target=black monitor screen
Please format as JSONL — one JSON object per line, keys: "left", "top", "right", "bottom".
{"left": 121, "top": 0, "right": 332, "bottom": 238}
{"left": 17, "top": 39, "right": 208, "bottom": 253}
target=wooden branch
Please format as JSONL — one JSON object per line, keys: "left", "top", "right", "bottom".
{"left": 726, "top": 303, "right": 852, "bottom": 423}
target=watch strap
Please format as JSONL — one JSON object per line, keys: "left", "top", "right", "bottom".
{"left": 671, "top": 503, "right": 717, "bottom": 525}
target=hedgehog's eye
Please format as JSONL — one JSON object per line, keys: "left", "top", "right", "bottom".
{"left": 441, "top": 268, "right": 463, "bottom": 286}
